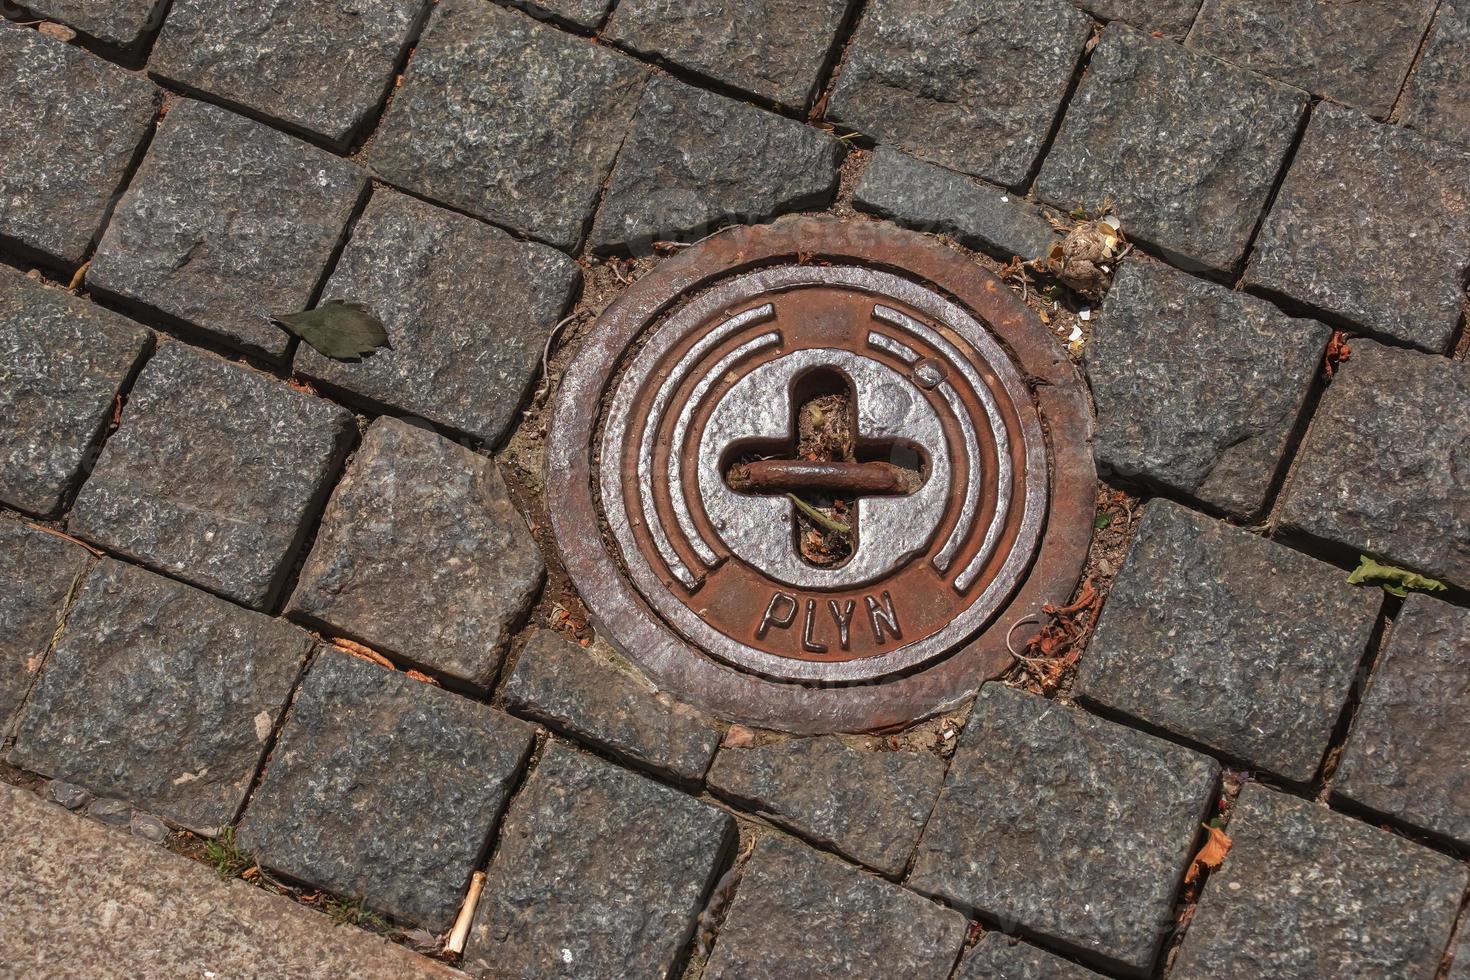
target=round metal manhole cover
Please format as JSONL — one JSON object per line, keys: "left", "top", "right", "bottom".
{"left": 548, "top": 218, "right": 1094, "bottom": 733}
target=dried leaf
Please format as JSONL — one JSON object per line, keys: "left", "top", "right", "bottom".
{"left": 274, "top": 300, "right": 390, "bottom": 360}
{"left": 1347, "top": 556, "right": 1447, "bottom": 598}
{"left": 1184, "top": 824, "right": 1232, "bottom": 883}
{"left": 37, "top": 21, "right": 77, "bottom": 42}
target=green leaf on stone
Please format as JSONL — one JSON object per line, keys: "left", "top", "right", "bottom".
{"left": 274, "top": 300, "right": 390, "bottom": 360}
{"left": 1346, "top": 555, "right": 1447, "bottom": 598}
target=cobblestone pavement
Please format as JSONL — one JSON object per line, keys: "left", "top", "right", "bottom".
{"left": 1, "top": 2, "right": 1468, "bottom": 978}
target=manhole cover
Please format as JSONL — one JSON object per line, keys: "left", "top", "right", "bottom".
{"left": 548, "top": 218, "right": 1094, "bottom": 732}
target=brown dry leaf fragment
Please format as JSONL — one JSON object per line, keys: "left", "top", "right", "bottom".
{"left": 1184, "top": 824, "right": 1233, "bottom": 883}
{"left": 1324, "top": 331, "right": 1352, "bottom": 377}
{"left": 723, "top": 724, "right": 757, "bottom": 749}
{"left": 403, "top": 669, "right": 439, "bottom": 686}
{"left": 37, "top": 21, "right": 77, "bottom": 42}
{"left": 285, "top": 377, "right": 317, "bottom": 396}
{"left": 332, "top": 638, "right": 393, "bottom": 669}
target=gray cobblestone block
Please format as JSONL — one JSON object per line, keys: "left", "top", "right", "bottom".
{"left": 370, "top": 1, "right": 647, "bottom": 252}
{"left": 0, "top": 269, "right": 151, "bottom": 517}
{"left": 707, "top": 736, "right": 945, "bottom": 878}
{"left": 1038, "top": 25, "right": 1306, "bottom": 274}
{"left": 149, "top": 0, "right": 424, "bottom": 147}
{"left": 704, "top": 835, "right": 965, "bottom": 980}
{"left": 239, "top": 649, "right": 534, "bottom": 931}
{"left": 1086, "top": 260, "right": 1328, "bottom": 519}
{"left": 1278, "top": 341, "right": 1470, "bottom": 589}
{"left": 1452, "top": 929, "right": 1470, "bottom": 980}
{"left": 958, "top": 934, "right": 1103, "bottom": 979}
{"left": 854, "top": 147, "right": 1060, "bottom": 261}
{"left": 1333, "top": 595, "right": 1470, "bottom": 848}
{"left": 0, "top": 520, "right": 91, "bottom": 732}
{"left": 1188, "top": 0, "right": 1435, "bottom": 118}
{"left": 604, "top": 0, "right": 849, "bottom": 110}
{"left": 464, "top": 742, "right": 735, "bottom": 979}
{"left": 1173, "top": 784, "right": 1466, "bottom": 979}
{"left": 294, "top": 188, "right": 579, "bottom": 446}
{"left": 1076, "top": 501, "right": 1379, "bottom": 783}
{"left": 70, "top": 343, "right": 355, "bottom": 610}
{"left": 288, "top": 417, "right": 543, "bottom": 687}
{"left": 1245, "top": 103, "right": 1470, "bottom": 353}
{"left": 509, "top": 0, "right": 611, "bottom": 30}
{"left": 86, "top": 99, "right": 363, "bottom": 359}
{"left": 829, "top": 0, "right": 1092, "bottom": 188}
{"left": 1403, "top": 4, "right": 1470, "bottom": 149}
{"left": 589, "top": 77, "right": 843, "bottom": 254}
{"left": 1069, "top": 0, "right": 1201, "bottom": 37}
{"left": 0, "top": 25, "right": 160, "bottom": 267}
{"left": 910, "top": 684, "right": 1218, "bottom": 976}
{"left": 8, "top": 559, "right": 310, "bottom": 835}
{"left": 501, "top": 630, "right": 719, "bottom": 785}
{"left": 12, "top": 0, "right": 168, "bottom": 48}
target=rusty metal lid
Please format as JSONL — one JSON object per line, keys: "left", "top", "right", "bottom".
{"left": 547, "top": 218, "right": 1094, "bottom": 733}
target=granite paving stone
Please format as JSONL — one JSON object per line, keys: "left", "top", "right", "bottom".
{"left": 589, "top": 76, "right": 844, "bottom": 254}
{"left": 910, "top": 684, "right": 1218, "bottom": 976}
{"left": 706, "top": 735, "right": 945, "bottom": 877}
{"left": 501, "top": 629, "right": 720, "bottom": 785}
{"left": 0, "top": 25, "right": 161, "bottom": 267}
{"left": 369, "top": 0, "right": 647, "bottom": 252}
{"left": 1188, "top": 0, "right": 1436, "bottom": 118}
{"left": 958, "top": 933, "right": 1104, "bottom": 979}
{"left": 1452, "top": 928, "right": 1470, "bottom": 980}
{"left": 604, "top": 0, "right": 850, "bottom": 110}
{"left": 294, "top": 188, "right": 579, "bottom": 446}
{"left": 0, "top": 520, "right": 91, "bottom": 733}
{"left": 70, "top": 343, "right": 355, "bottom": 610}
{"left": 7, "top": 559, "right": 310, "bottom": 836}
{"left": 464, "top": 742, "right": 735, "bottom": 979}
{"left": 149, "top": 0, "right": 425, "bottom": 147}
{"left": 1245, "top": 103, "right": 1470, "bottom": 353}
{"left": 1037, "top": 25, "right": 1307, "bottom": 274}
{"left": 1277, "top": 341, "right": 1470, "bottom": 589}
{"left": 1333, "top": 595, "right": 1470, "bottom": 848}
{"left": 828, "top": 0, "right": 1092, "bottom": 188}
{"left": 704, "top": 834, "right": 965, "bottom": 980}
{"left": 1086, "top": 259, "right": 1328, "bottom": 519}
{"left": 1403, "top": 3, "right": 1470, "bottom": 149}
{"left": 1076, "top": 500, "right": 1379, "bottom": 783}
{"left": 288, "top": 417, "right": 544, "bottom": 687}
{"left": 508, "top": 0, "right": 611, "bottom": 30}
{"left": 1173, "top": 784, "right": 1467, "bottom": 979}
{"left": 0, "top": 782, "right": 459, "bottom": 979}
{"left": 1069, "top": 0, "right": 1201, "bottom": 38}
{"left": 239, "top": 649, "right": 535, "bottom": 931}
{"left": 86, "top": 99, "right": 364, "bottom": 359}
{"left": 854, "top": 147, "right": 1061, "bottom": 261}
{"left": 0, "top": 268, "right": 152, "bottom": 517}
{"left": 11, "top": 0, "right": 168, "bottom": 49}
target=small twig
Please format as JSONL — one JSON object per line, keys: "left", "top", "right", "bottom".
{"left": 786, "top": 493, "right": 850, "bottom": 535}
{"left": 67, "top": 259, "right": 90, "bottom": 292}
{"left": 23, "top": 522, "right": 104, "bottom": 557}
{"left": 532, "top": 312, "right": 578, "bottom": 407}
{"left": 446, "top": 871, "right": 486, "bottom": 955}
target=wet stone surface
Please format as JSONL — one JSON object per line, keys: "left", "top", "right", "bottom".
{"left": 239, "top": 649, "right": 535, "bottom": 932}
{"left": 288, "top": 417, "right": 544, "bottom": 688}
{"left": 1076, "top": 501, "right": 1379, "bottom": 783}
{"left": 854, "top": 147, "right": 1060, "bottom": 261}
{"left": 0, "top": 269, "right": 152, "bottom": 517}
{"left": 589, "top": 76, "right": 843, "bottom": 254}
{"left": 8, "top": 559, "right": 310, "bottom": 836}
{"left": 1068, "top": 0, "right": 1201, "bottom": 37}
{"left": 0, "top": 25, "right": 161, "bottom": 267}
{"left": 87, "top": 99, "right": 364, "bottom": 360}
{"left": 604, "top": 0, "right": 849, "bottom": 110}
{"left": 0, "top": 520, "right": 91, "bottom": 733}
{"left": 1334, "top": 595, "right": 1470, "bottom": 849}
{"left": 1087, "top": 259, "right": 1328, "bottom": 519}
{"left": 295, "top": 188, "right": 579, "bottom": 447}
{"left": 501, "top": 630, "right": 720, "bottom": 785}
{"left": 1188, "top": 0, "right": 1435, "bottom": 118}
{"left": 910, "top": 684, "right": 1217, "bottom": 976}
{"left": 706, "top": 835, "right": 966, "bottom": 980}
{"left": 70, "top": 343, "right": 355, "bottom": 610}
{"left": 13, "top": 0, "right": 168, "bottom": 49}
{"left": 1403, "top": 3, "right": 1470, "bottom": 149}
{"left": 149, "top": 0, "right": 423, "bottom": 147}
{"left": 707, "top": 735, "right": 945, "bottom": 878}
{"left": 1173, "top": 784, "right": 1467, "bottom": 979}
{"left": 1278, "top": 341, "right": 1470, "bottom": 589}
{"left": 369, "top": 0, "right": 647, "bottom": 252}
{"left": 465, "top": 742, "right": 734, "bottom": 980}
{"left": 1037, "top": 25, "right": 1307, "bottom": 274}
{"left": 957, "top": 933, "right": 1103, "bottom": 979}
{"left": 829, "top": 0, "right": 1092, "bottom": 188}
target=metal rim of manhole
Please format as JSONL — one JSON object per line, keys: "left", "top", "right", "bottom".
{"left": 548, "top": 217, "right": 1095, "bottom": 733}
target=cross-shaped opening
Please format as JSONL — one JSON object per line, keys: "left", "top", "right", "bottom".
{"left": 723, "top": 368, "right": 926, "bottom": 568}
